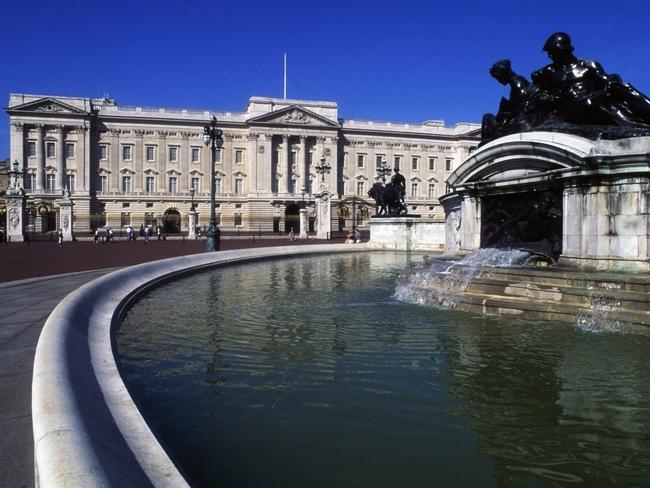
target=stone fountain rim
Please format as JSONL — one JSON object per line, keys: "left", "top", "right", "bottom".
{"left": 32, "top": 244, "right": 371, "bottom": 488}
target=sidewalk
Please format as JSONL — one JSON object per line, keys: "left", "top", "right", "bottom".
{"left": 0, "top": 237, "right": 338, "bottom": 487}
{"left": 0, "top": 237, "right": 333, "bottom": 283}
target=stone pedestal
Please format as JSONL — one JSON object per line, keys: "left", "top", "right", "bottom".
{"left": 444, "top": 132, "right": 650, "bottom": 271}
{"left": 188, "top": 210, "right": 198, "bottom": 240}
{"left": 5, "top": 193, "right": 26, "bottom": 243}
{"left": 315, "top": 189, "right": 331, "bottom": 240}
{"left": 59, "top": 197, "right": 74, "bottom": 242}
{"left": 367, "top": 216, "right": 445, "bottom": 251}
{"left": 299, "top": 208, "right": 308, "bottom": 239}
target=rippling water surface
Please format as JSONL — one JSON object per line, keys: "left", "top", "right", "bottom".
{"left": 117, "top": 252, "right": 650, "bottom": 487}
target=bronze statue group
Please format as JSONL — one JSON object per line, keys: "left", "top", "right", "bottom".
{"left": 482, "top": 32, "right": 650, "bottom": 144}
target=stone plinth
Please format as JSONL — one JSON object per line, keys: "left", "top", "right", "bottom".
{"left": 59, "top": 198, "right": 74, "bottom": 241}
{"left": 368, "top": 216, "right": 445, "bottom": 251}
{"left": 315, "top": 189, "right": 331, "bottom": 239}
{"left": 444, "top": 132, "right": 650, "bottom": 271}
{"left": 188, "top": 210, "right": 198, "bottom": 240}
{"left": 299, "top": 208, "right": 307, "bottom": 239}
{"left": 5, "top": 193, "right": 26, "bottom": 242}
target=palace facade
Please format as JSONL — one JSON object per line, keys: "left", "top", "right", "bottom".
{"left": 4, "top": 93, "right": 479, "bottom": 235}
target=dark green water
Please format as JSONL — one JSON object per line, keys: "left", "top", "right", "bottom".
{"left": 117, "top": 252, "right": 650, "bottom": 487}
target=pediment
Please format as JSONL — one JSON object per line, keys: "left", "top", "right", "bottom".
{"left": 247, "top": 105, "right": 338, "bottom": 128}
{"left": 8, "top": 98, "right": 89, "bottom": 116}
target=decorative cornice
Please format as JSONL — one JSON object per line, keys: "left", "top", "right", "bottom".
{"left": 11, "top": 122, "right": 24, "bottom": 131}
{"left": 134, "top": 129, "right": 146, "bottom": 137}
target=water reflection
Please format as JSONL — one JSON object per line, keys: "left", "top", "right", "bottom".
{"left": 118, "top": 253, "right": 650, "bottom": 488}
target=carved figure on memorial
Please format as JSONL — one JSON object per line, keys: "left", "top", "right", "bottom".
{"left": 482, "top": 32, "right": 650, "bottom": 144}
{"left": 481, "top": 60, "right": 556, "bottom": 141}
{"left": 532, "top": 32, "right": 650, "bottom": 130}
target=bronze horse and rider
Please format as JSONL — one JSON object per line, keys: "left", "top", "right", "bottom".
{"left": 368, "top": 183, "right": 407, "bottom": 216}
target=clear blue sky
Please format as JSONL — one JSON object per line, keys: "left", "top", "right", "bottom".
{"left": 1, "top": 0, "right": 649, "bottom": 159}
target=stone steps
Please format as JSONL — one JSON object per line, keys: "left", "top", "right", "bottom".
{"left": 414, "top": 265, "right": 650, "bottom": 327}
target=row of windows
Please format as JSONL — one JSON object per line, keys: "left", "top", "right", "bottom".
{"left": 25, "top": 174, "right": 76, "bottom": 191}
{"left": 356, "top": 154, "right": 453, "bottom": 172}
{"left": 99, "top": 145, "right": 244, "bottom": 164}
{"left": 27, "top": 141, "right": 76, "bottom": 159}
{"left": 353, "top": 181, "right": 439, "bottom": 198}
{"left": 101, "top": 175, "right": 244, "bottom": 195}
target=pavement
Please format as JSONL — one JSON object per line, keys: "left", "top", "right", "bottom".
{"left": 0, "top": 236, "right": 338, "bottom": 488}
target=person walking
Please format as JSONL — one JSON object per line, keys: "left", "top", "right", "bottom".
{"left": 144, "top": 225, "right": 150, "bottom": 244}
{"left": 57, "top": 228, "right": 63, "bottom": 246}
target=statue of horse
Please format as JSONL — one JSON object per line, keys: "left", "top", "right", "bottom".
{"left": 368, "top": 182, "right": 405, "bottom": 216}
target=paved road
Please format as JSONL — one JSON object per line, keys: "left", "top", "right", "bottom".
{"left": 0, "top": 269, "right": 117, "bottom": 488}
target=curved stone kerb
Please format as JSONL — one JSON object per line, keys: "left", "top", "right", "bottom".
{"left": 448, "top": 132, "right": 599, "bottom": 188}
{"left": 32, "top": 244, "right": 369, "bottom": 487}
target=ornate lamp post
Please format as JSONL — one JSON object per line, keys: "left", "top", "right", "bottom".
{"left": 189, "top": 187, "right": 196, "bottom": 211}
{"left": 377, "top": 157, "right": 391, "bottom": 183}
{"left": 315, "top": 156, "right": 331, "bottom": 184}
{"left": 203, "top": 116, "right": 224, "bottom": 251}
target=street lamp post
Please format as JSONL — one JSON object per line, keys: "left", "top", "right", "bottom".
{"left": 377, "top": 157, "right": 391, "bottom": 183}
{"left": 203, "top": 116, "right": 224, "bottom": 251}
{"left": 190, "top": 187, "right": 196, "bottom": 211}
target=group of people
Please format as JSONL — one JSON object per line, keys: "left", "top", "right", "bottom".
{"left": 344, "top": 226, "right": 362, "bottom": 244}
{"left": 92, "top": 225, "right": 164, "bottom": 244}
{"left": 482, "top": 32, "right": 650, "bottom": 143}
{"left": 93, "top": 227, "right": 115, "bottom": 244}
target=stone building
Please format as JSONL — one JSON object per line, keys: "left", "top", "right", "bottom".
{"left": 4, "top": 93, "right": 479, "bottom": 236}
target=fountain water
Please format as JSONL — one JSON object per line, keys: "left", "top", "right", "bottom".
{"left": 395, "top": 248, "right": 650, "bottom": 330}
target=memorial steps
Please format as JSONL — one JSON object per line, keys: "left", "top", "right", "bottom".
{"left": 396, "top": 250, "right": 650, "bottom": 330}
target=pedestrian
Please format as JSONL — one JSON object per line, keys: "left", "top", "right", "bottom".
{"left": 57, "top": 228, "right": 63, "bottom": 246}
{"left": 139, "top": 225, "right": 145, "bottom": 240}
{"left": 157, "top": 225, "right": 162, "bottom": 240}
{"left": 108, "top": 227, "right": 114, "bottom": 243}
{"left": 94, "top": 229, "right": 99, "bottom": 244}
{"left": 354, "top": 226, "right": 361, "bottom": 244}
{"left": 126, "top": 226, "right": 132, "bottom": 241}
{"left": 144, "top": 225, "right": 150, "bottom": 244}
{"left": 289, "top": 228, "right": 295, "bottom": 242}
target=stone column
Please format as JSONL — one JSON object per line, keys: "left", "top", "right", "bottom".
{"left": 180, "top": 132, "right": 190, "bottom": 192}
{"left": 299, "top": 136, "right": 307, "bottom": 192}
{"left": 157, "top": 131, "right": 167, "bottom": 192}
{"left": 109, "top": 129, "right": 121, "bottom": 191}
{"left": 260, "top": 133, "right": 272, "bottom": 194}
{"left": 279, "top": 135, "right": 289, "bottom": 194}
{"left": 460, "top": 194, "right": 481, "bottom": 252}
{"left": 324, "top": 136, "right": 339, "bottom": 197}
{"left": 134, "top": 129, "right": 145, "bottom": 192}
{"left": 247, "top": 132, "right": 258, "bottom": 193}
{"left": 56, "top": 125, "right": 66, "bottom": 190}
{"left": 77, "top": 124, "right": 89, "bottom": 192}
{"left": 35, "top": 124, "right": 45, "bottom": 191}
{"left": 11, "top": 123, "right": 25, "bottom": 186}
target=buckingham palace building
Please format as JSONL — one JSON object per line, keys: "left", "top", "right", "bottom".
{"left": 3, "top": 93, "right": 480, "bottom": 236}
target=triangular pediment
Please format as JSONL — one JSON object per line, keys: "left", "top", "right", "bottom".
{"left": 247, "top": 105, "right": 338, "bottom": 128}
{"left": 7, "top": 98, "right": 89, "bottom": 115}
